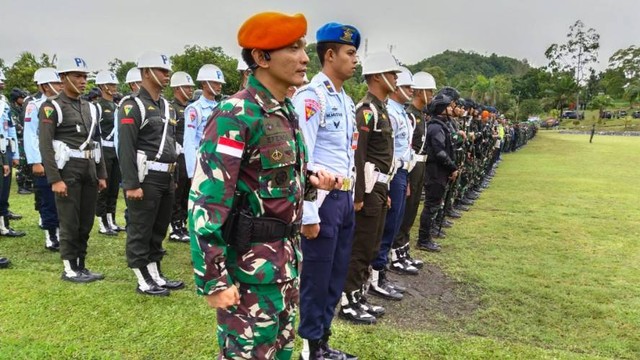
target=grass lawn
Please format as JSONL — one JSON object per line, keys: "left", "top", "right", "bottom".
{"left": 1, "top": 131, "right": 639, "bottom": 359}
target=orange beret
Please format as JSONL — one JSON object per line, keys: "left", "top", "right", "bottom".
{"left": 481, "top": 110, "right": 490, "bottom": 120}
{"left": 238, "top": 12, "right": 307, "bottom": 50}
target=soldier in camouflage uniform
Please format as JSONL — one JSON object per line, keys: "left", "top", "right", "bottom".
{"left": 188, "top": 12, "right": 338, "bottom": 360}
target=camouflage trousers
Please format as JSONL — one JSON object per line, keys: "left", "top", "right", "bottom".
{"left": 216, "top": 280, "right": 299, "bottom": 360}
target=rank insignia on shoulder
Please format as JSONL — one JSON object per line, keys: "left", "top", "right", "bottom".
{"left": 304, "top": 99, "right": 319, "bottom": 121}
{"left": 43, "top": 106, "right": 54, "bottom": 118}
{"left": 124, "top": 104, "right": 133, "bottom": 116}
{"left": 147, "top": 105, "right": 156, "bottom": 110}
{"left": 362, "top": 110, "right": 373, "bottom": 125}
{"left": 271, "top": 149, "right": 283, "bottom": 161}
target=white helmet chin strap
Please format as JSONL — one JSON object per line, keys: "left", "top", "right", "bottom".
{"left": 67, "top": 79, "right": 81, "bottom": 96}
{"left": 49, "top": 84, "right": 60, "bottom": 96}
{"left": 381, "top": 74, "right": 396, "bottom": 94}
{"left": 206, "top": 81, "right": 219, "bottom": 96}
{"left": 149, "top": 69, "right": 164, "bottom": 88}
{"left": 423, "top": 91, "right": 429, "bottom": 105}
{"left": 399, "top": 87, "right": 411, "bottom": 102}
{"left": 179, "top": 87, "right": 189, "bottom": 100}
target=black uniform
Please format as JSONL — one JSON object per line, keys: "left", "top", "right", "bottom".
{"left": 417, "top": 115, "right": 457, "bottom": 246}
{"left": 169, "top": 98, "right": 190, "bottom": 241}
{"left": 95, "top": 97, "right": 122, "bottom": 233}
{"left": 39, "top": 92, "right": 107, "bottom": 281}
{"left": 341, "top": 92, "right": 393, "bottom": 322}
{"left": 117, "top": 86, "right": 183, "bottom": 295}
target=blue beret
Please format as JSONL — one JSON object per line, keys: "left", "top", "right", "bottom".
{"left": 316, "top": 22, "right": 361, "bottom": 50}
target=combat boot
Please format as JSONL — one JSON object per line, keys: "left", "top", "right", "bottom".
{"left": 416, "top": 238, "right": 441, "bottom": 252}
{"left": 460, "top": 197, "right": 474, "bottom": 206}
{"left": 61, "top": 259, "right": 97, "bottom": 283}
{"left": 466, "top": 191, "right": 479, "bottom": 200}
{"left": 322, "top": 329, "right": 358, "bottom": 360}
{"left": 6, "top": 210, "right": 23, "bottom": 220}
{"left": 148, "top": 262, "right": 184, "bottom": 290}
{"left": 441, "top": 218, "right": 454, "bottom": 228}
{"left": 180, "top": 221, "right": 191, "bottom": 242}
{"left": 389, "top": 247, "right": 419, "bottom": 275}
{"left": 446, "top": 208, "right": 462, "bottom": 218}
{"left": 132, "top": 266, "right": 170, "bottom": 296}
{"left": 299, "top": 338, "right": 325, "bottom": 360}
{"left": 431, "top": 228, "right": 446, "bottom": 239}
{"left": 338, "top": 290, "right": 377, "bottom": 325}
{"left": 107, "top": 213, "right": 125, "bottom": 232}
{"left": 358, "top": 289, "right": 386, "bottom": 317}
{"left": 454, "top": 204, "right": 470, "bottom": 212}
{"left": 0, "top": 257, "right": 10, "bottom": 268}
{"left": 369, "top": 269, "right": 403, "bottom": 301}
{"left": 169, "top": 221, "right": 189, "bottom": 242}
{"left": 0, "top": 216, "right": 25, "bottom": 237}
{"left": 402, "top": 244, "right": 424, "bottom": 269}
{"left": 78, "top": 257, "right": 105, "bottom": 281}
{"left": 44, "top": 228, "right": 59, "bottom": 252}
{"left": 98, "top": 215, "right": 118, "bottom": 236}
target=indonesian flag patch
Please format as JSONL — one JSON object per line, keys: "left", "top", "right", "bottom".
{"left": 304, "top": 99, "right": 319, "bottom": 121}
{"left": 216, "top": 136, "right": 244, "bottom": 158}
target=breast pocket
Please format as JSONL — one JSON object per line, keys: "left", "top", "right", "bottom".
{"left": 258, "top": 142, "right": 297, "bottom": 199}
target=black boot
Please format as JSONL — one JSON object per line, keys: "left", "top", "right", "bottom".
{"left": 446, "top": 208, "right": 462, "bottom": 218}
{"left": 169, "top": 221, "right": 189, "bottom": 243}
{"left": 403, "top": 244, "right": 424, "bottom": 269}
{"left": 454, "top": 204, "right": 471, "bottom": 212}
{"left": 98, "top": 215, "right": 118, "bottom": 236}
{"left": 299, "top": 338, "right": 325, "bottom": 360}
{"left": 460, "top": 197, "right": 474, "bottom": 206}
{"left": 61, "top": 259, "right": 97, "bottom": 283}
{"left": 358, "top": 288, "right": 386, "bottom": 317}
{"left": 44, "top": 228, "right": 60, "bottom": 252}
{"left": 133, "top": 266, "right": 170, "bottom": 296}
{"left": 149, "top": 262, "right": 184, "bottom": 290}
{"left": 389, "top": 247, "right": 419, "bottom": 275}
{"left": 322, "top": 329, "right": 358, "bottom": 360}
{"left": 338, "top": 290, "right": 377, "bottom": 325}
{"left": 179, "top": 221, "right": 191, "bottom": 242}
{"left": 6, "top": 210, "right": 23, "bottom": 220}
{"left": 107, "top": 213, "right": 125, "bottom": 232}
{"left": 78, "top": 257, "right": 105, "bottom": 280}
{"left": 0, "top": 216, "right": 25, "bottom": 237}
{"left": 0, "top": 257, "right": 10, "bottom": 268}
{"left": 368, "top": 268, "right": 403, "bottom": 301}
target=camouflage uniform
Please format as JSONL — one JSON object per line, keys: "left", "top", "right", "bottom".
{"left": 189, "top": 75, "right": 310, "bottom": 360}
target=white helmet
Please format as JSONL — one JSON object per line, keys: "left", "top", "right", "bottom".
{"left": 412, "top": 72, "right": 437, "bottom": 90}
{"left": 236, "top": 57, "right": 248, "bottom": 72}
{"left": 361, "top": 52, "right": 401, "bottom": 75}
{"left": 57, "top": 56, "right": 90, "bottom": 74}
{"left": 196, "top": 64, "right": 226, "bottom": 84}
{"left": 0, "top": 69, "right": 5, "bottom": 82}
{"left": 136, "top": 51, "right": 172, "bottom": 71}
{"left": 95, "top": 70, "right": 119, "bottom": 85}
{"left": 36, "top": 68, "right": 61, "bottom": 85}
{"left": 33, "top": 68, "right": 44, "bottom": 82}
{"left": 396, "top": 66, "right": 414, "bottom": 87}
{"left": 125, "top": 67, "right": 142, "bottom": 84}
{"left": 170, "top": 71, "right": 195, "bottom": 87}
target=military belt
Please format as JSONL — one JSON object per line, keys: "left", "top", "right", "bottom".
{"left": 374, "top": 171, "right": 392, "bottom": 185}
{"left": 250, "top": 217, "right": 301, "bottom": 242}
{"left": 101, "top": 139, "right": 115, "bottom": 147}
{"left": 68, "top": 149, "right": 94, "bottom": 159}
{"left": 414, "top": 154, "right": 428, "bottom": 162}
{"left": 146, "top": 161, "right": 176, "bottom": 173}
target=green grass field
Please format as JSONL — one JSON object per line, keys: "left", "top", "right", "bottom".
{"left": 1, "top": 131, "right": 639, "bottom": 359}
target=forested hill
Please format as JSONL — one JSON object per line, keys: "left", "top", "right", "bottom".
{"left": 407, "top": 50, "right": 531, "bottom": 85}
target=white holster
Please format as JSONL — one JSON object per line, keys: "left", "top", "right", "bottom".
{"left": 52, "top": 140, "right": 71, "bottom": 169}
{"left": 136, "top": 150, "right": 148, "bottom": 183}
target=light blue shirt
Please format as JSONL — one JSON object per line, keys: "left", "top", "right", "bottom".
{"left": 23, "top": 95, "right": 47, "bottom": 164}
{"left": 387, "top": 98, "right": 413, "bottom": 162}
{"left": 184, "top": 95, "right": 217, "bottom": 178}
{"left": 293, "top": 72, "right": 356, "bottom": 225}
{"left": 0, "top": 99, "right": 18, "bottom": 160}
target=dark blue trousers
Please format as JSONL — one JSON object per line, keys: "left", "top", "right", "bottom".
{"left": 372, "top": 169, "right": 408, "bottom": 270}
{"left": 0, "top": 166, "right": 12, "bottom": 216}
{"left": 298, "top": 190, "right": 355, "bottom": 340}
{"left": 34, "top": 175, "right": 59, "bottom": 230}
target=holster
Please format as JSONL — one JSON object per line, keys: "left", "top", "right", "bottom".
{"left": 136, "top": 150, "right": 148, "bottom": 183}
{"left": 52, "top": 140, "right": 70, "bottom": 169}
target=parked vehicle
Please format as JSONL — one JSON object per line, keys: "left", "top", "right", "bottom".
{"left": 632, "top": 111, "right": 640, "bottom": 119}
{"left": 600, "top": 111, "right": 613, "bottom": 119}
{"left": 561, "top": 110, "right": 584, "bottom": 120}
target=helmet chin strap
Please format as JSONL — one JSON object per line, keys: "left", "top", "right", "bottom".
{"left": 398, "top": 87, "right": 411, "bottom": 102}
{"left": 179, "top": 87, "right": 189, "bottom": 100}
{"left": 381, "top": 74, "right": 396, "bottom": 94}
{"left": 423, "top": 91, "right": 429, "bottom": 105}
{"left": 206, "top": 81, "right": 219, "bottom": 96}
{"left": 102, "top": 85, "right": 113, "bottom": 97}
{"left": 149, "top": 69, "right": 164, "bottom": 88}
{"left": 48, "top": 84, "right": 60, "bottom": 96}
{"left": 67, "top": 80, "right": 81, "bottom": 96}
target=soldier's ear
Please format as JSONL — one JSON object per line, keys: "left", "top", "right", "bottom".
{"left": 252, "top": 49, "right": 270, "bottom": 69}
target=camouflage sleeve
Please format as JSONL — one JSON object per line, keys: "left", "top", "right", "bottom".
{"left": 354, "top": 105, "right": 372, "bottom": 203}
{"left": 189, "top": 98, "right": 249, "bottom": 295}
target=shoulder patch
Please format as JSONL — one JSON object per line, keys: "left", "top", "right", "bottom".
{"left": 188, "top": 108, "right": 197, "bottom": 121}
{"left": 121, "top": 118, "right": 134, "bottom": 125}
{"left": 43, "top": 106, "right": 55, "bottom": 118}
{"left": 362, "top": 110, "right": 373, "bottom": 125}
{"left": 124, "top": 104, "right": 133, "bottom": 116}
{"left": 304, "top": 99, "right": 320, "bottom": 121}
{"left": 217, "top": 136, "right": 244, "bottom": 158}
{"left": 26, "top": 103, "right": 36, "bottom": 115}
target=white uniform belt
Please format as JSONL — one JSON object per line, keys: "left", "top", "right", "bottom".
{"left": 375, "top": 171, "right": 392, "bottom": 185}
{"left": 102, "top": 140, "right": 114, "bottom": 147}
{"left": 394, "top": 160, "right": 411, "bottom": 171}
{"left": 414, "top": 154, "right": 428, "bottom": 162}
{"left": 147, "top": 161, "right": 176, "bottom": 173}
{"left": 68, "top": 149, "right": 93, "bottom": 159}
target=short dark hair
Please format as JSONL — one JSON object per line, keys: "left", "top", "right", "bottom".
{"left": 241, "top": 49, "right": 258, "bottom": 70}
{"left": 316, "top": 43, "right": 344, "bottom": 67}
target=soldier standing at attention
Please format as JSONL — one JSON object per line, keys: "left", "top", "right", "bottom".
{"left": 117, "top": 52, "right": 184, "bottom": 296}
{"left": 168, "top": 71, "right": 195, "bottom": 243}
{"left": 0, "top": 90, "right": 25, "bottom": 237}
{"left": 392, "top": 71, "right": 436, "bottom": 266}
{"left": 189, "top": 12, "right": 338, "bottom": 359}
{"left": 293, "top": 22, "right": 361, "bottom": 360}
{"left": 94, "top": 70, "right": 123, "bottom": 236}
{"left": 339, "top": 52, "right": 400, "bottom": 325}
{"left": 24, "top": 68, "right": 63, "bottom": 251}
{"left": 183, "top": 63, "right": 225, "bottom": 180}
{"left": 38, "top": 56, "right": 107, "bottom": 283}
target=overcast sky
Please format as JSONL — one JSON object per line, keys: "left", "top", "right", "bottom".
{"left": 1, "top": 0, "right": 638, "bottom": 73}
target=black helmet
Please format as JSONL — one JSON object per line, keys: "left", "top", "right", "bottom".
{"left": 9, "top": 88, "right": 28, "bottom": 103}
{"left": 438, "top": 86, "right": 460, "bottom": 102}
{"left": 87, "top": 87, "right": 102, "bottom": 100}
{"left": 428, "top": 93, "right": 452, "bottom": 115}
